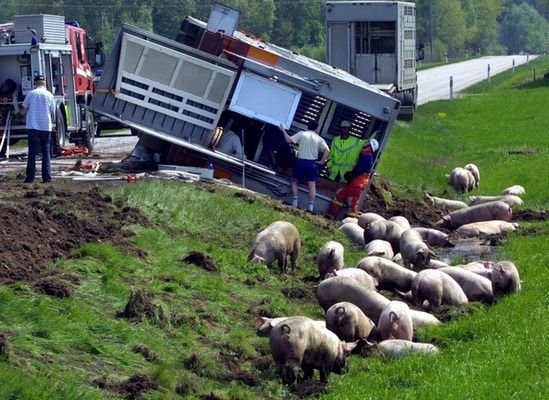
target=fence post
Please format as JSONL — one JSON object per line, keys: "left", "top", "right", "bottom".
{"left": 526, "top": 53, "right": 530, "bottom": 65}
{"left": 465, "top": 50, "right": 468, "bottom": 59}
{"left": 487, "top": 64, "right": 491, "bottom": 84}
{"left": 445, "top": 52, "right": 448, "bottom": 63}
{"left": 512, "top": 59, "right": 515, "bottom": 73}
{"left": 533, "top": 68, "right": 536, "bottom": 81}
{"left": 449, "top": 76, "right": 454, "bottom": 100}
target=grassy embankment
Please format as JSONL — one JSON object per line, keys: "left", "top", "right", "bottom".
{"left": 0, "top": 57, "right": 548, "bottom": 399}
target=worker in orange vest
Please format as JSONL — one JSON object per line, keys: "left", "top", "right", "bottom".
{"left": 329, "top": 138, "right": 379, "bottom": 218}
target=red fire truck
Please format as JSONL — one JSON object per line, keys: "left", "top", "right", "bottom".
{"left": 0, "top": 14, "right": 103, "bottom": 155}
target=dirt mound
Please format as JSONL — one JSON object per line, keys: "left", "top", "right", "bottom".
{"left": 0, "top": 180, "right": 149, "bottom": 286}
{"left": 93, "top": 373, "right": 159, "bottom": 399}
{"left": 181, "top": 251, "right": 218, "bottom": 272}
{"left": 363, "top": 177, "right": 444, "bottom": 227}
{"left": 513, "top": 209, "right": 547, "bottom": 222}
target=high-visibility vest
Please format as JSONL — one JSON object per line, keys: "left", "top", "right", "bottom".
{"left": 327, "top": 136, "right": 365, "bottom": 182}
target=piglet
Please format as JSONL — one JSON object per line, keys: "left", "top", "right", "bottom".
{"left": 248, "top": 221, "right": 301, "bottom": 273}
{"left": 325, "top": 302, "right": 375, "bottom": 342}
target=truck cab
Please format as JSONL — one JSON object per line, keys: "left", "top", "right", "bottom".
{"left": 0, "top": 14, "right": 98, "bottom": 155}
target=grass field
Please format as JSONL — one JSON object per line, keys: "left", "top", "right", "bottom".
{"left": 0, "top": 57, "right": 547, "bottom": 399}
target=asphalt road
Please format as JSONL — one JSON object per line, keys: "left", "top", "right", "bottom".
{"left": 417, "top": 55, "right": 535, "bottom": 104}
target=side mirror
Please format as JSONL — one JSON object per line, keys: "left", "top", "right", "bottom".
{"left": 417, "top": 43, "right": 425, "bottom": 62}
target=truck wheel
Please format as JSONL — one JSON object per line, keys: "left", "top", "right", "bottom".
{"left": 51, "top": 111, "right": 66, "bottom": 156}
{"left": 83, "top": 110, "right": 96, "bottom": 152}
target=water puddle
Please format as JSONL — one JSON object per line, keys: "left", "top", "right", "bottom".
{"left": 436, "top": 238, "right": 498, "bottom": 264}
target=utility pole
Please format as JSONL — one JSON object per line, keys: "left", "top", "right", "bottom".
{"left": 429, "top": 0, "right": 433, "bottom": 60}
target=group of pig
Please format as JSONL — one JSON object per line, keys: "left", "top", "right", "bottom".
{"left": 247, "top": 170, "right": 524, "bottom": 386}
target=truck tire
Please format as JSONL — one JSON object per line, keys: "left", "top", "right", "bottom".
{"left": 51, "top": 111, "right": 66, "bottom": 156}
{"left": 82, "top": 110, "right": 96, "bottom": 152}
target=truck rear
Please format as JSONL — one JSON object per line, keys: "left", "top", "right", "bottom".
{"left": 91, "top": 6, "right": 400, "bottom": 215}
{"left": 326, "top": 1, "right": 419, "bottom": 120}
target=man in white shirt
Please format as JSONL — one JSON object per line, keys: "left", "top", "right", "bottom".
{"left": 279, "top": 120, "right": 330, "bottom": 212}
{"left": 22, "top": 75, "right": 55, "bottom": 183}
{"left": 216, "top": 119, "right": 244, "bottom": 159}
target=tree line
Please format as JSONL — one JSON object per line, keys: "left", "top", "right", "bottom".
{"left": 1, "top": 0, "right": 547, "bottom": 61}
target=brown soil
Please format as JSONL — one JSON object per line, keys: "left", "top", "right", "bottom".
{"left": 93, "top": 373, "right": 159, "bottom": 400}
{"left": 131, "top": 344, "right": 158, "bottom": 362}
{"left": 0, "top": 179, "right": 149, "bottom": 293}
{"left": 0, "top": 332, "right": 11, "bottom": 359}
{"left": 181, "top": 251, "right": 218, "bottom": 272}
{"left": 513, "top": 209, "right": 547, "bottom": 222}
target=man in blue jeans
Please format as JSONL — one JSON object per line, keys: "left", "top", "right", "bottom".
{"left": 22, "top": 75, "right": 55, "bottom": 183}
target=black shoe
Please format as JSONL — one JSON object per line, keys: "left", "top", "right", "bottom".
{"left": 23, "top": 179, "right": 33, "bottom": 183}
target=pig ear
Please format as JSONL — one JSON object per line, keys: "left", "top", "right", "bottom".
{"left": 256, "top": 316, "right": 268, "bottom": 325}
{"left": 343, "top": 340, "right": 359, "bottom": 353}
{"left": 428, "top": 249, "right": 437, "bottom": 257}
{"left": 389, "top": 311, "right": 399, "bottom": 323}
{"left": 336, "top": 306, "right": 346, "bottom": 315}
{"left": 333, "top": 269, "right": 339, "bottom": 276}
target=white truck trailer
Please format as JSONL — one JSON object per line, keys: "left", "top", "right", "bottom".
{"left": 326, "top": 1, "right": 422, "bottom": 120}
{"left": 91, "top": 5, "right": 400, "bottom": 215}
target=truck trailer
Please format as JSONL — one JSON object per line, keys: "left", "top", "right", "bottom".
{"left": 0, "top": 14, "right": 102, "bottom": 155}
{"left": 91, "top": 4, "right": 400, "bottom": 215}
{"left": 326, "top": 1, "right": 422, "bottom": 120}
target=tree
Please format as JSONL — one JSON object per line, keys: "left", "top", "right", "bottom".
{"left": 501, "top": 3, "right": 549, "bottom": 53}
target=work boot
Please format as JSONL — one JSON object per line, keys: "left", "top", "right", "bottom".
{"left": 346, "top": 211, "right": 357, "bottom": 218}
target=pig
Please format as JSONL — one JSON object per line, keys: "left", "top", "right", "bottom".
{"left": 409, "top": 309, "right": 441, "bottom": 327}
{"left": 437, "top": 201, "right": 512, "bottom": 229}
{"left": 357, "top": 212, "right": 386, "bottom": 228}
{"left": 316, "top": 276, "right": 390, "bottom": 323}
{"left": 378, "top": 301, "right": 413, "bottom": 341}
{"left": 491, "top": 261, "right": 521, "bottom": 298}
{"left": 455, "top": 220, "right": 519, "bottom": 238}
{"left": 355, "top": 256, "right": 417, "bottom": 292}
{"left": 324, "top": 268, "right": 377, "bottom": 289}
{"left": 392, "top": 253, "right": 404, "bottom": 266}
{"left": 413, "top": 227, "right": 455, "bottom": 247}
{"left": 400, "top": 229, "right": 436, "bottom": 269}
{"left": 448, "top": 167, "right": 475, "bottom": 193}
{"left": 269, "top": 316, "right": 358, "bottom": 384}
{"left": 501, "top": 185, "right": 525, "bottom": 196}
{"left": 425, "top": 194, "right": 468, "bottom": 212}
{"left": 317, "top": 241, "right": 345, "bottom": 279}
{"left": 363, "top": 220, "right": 405, "bottom": 253}
{"left": 464, "top": 163, "right": 480, "bottom": 187}
{"left": 438, "top": 266, "right": 493, "bottom": 303}
{"left": 429, "top": 259, "right": 451, "bottom": 269}
{"left": 257, "top": 316, "right": 325, "bottom": 337}
{"left": 248, "top": 221, "right": 301, "bottom": 273}
{"left": 325, "top": 302, "right": 375, "bottom": 342}
{"left": 461, "top": 261, "right": 494, "bottom": 280}
{"left": 339, "top": 223, "right": 365, "bottom": 246}
{"left": 389, "top": 216, "right": 411, "bottom": 230}
{"left": 411, "top": 269, "right": 468, "bottom": 309}
{"left": 469, "top": 195, "right": 523, "bottom": 207}
{"left": 341, "top": 217, "right": 358, "bottom": 225}
{"left": 376, "top": 339, "right": 439, "bottom": 357}
{"left": 364, "top": 239, "right": 394, "bottom": 260}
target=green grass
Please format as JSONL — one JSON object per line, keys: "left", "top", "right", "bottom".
{"left": 0, "top": 57, "right": 548, "bottom": 399}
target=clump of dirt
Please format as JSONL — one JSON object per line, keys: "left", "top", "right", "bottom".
{"left": 289, "top": 380, "right": 330, "bottom": 398}
{"left": 513, "top": 209, "right": 547, "bottom": 222}
{"left": 234, "top": 191, "right": 256, "bottom": 204}
{"left": 131, "top": 344, "right": 158, "bottom": 362}
{"left": 181, "top": 251, "right": 218, "bottom": 273}
{"left": 117, "top": 288, "right": 171, "bottom": 327}
{"left": 224, "top": 371, "right": 260, "bottom": 387}
{"left": 93, "top": 373, "right": 159, "bottom": 399}
{"left": 33, "top": 276, "right": 75, "bottom": 298}
{"left": 0, "top": 332, "right": 11, "bottom": 360}
{"left": 0, "top": 180, "right": 150, "bottom": 286}
{"left": 281, "top": 285, "right": 316, "bottom": 301}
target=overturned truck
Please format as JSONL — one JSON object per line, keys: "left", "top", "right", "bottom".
{"left": 91, "top": 7, "right": 400, "bottom": 215}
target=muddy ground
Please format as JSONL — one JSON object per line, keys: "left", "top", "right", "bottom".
{"left": 0, "top": 173, "right": 545, "bottom": 293}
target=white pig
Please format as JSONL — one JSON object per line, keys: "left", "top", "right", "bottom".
{"left": 357, "top": 212, "right": 386, "bottom": 228}
{"left": 438, "top": 266, "right": 493, "bottom": 303}
{"left": 438, "top": 201, "right": 512, "bottom": 229}
{"left": 501, "top": 185, "right": 525, "bottom": 196}
{"left": 389, "top": 216, "right": 411, "bottom": 230}
{"left": 455, "top": 220, "right": 519, "bottom": 238}
{"left": 412, "top": 269, "right": 468, "bottom": 309}
{"left": 364, "top": 239, "right": 394, "bottom": 259}
{"left": 317, "top": 241, "right": 345, "bottom": 279}
{"left": 355, "top": 256, "right": 417, "bottom": 292}
{"left": 324, "top": 268, "right": 377, "bottom": 289}
{"left": 469, "top": 195, "right": 523, "bottom": 207}
{"left": 248, "top": 221, "right": 301, "bottom": 273}
{"left": 339, "top": 223, "right": 365, "bottom": 246}
{"left": 378, "top": 301, "right": 413, "bottom": 341}
{"left": 325, "top": 302, "right": 375, "bottom": 342}
{"left": 491, "top": 261, "right": 521, "bottom": 298}
{"left": 464, "top": 163, "right": 480, "bottom": 187}
{"left": 400, "top": 229, "right": 436, "bottom": 269}
{"left": 256, "top": 316, "right": 325, "bottom": 337}
{"left": 376, "top": 339, "right": 439, "bottom": 357}
{"left": 425, "top": 193, "right": 468, "bottom": 212}
{"left": 269, "top": 316, "right": 358, "bottom": 384}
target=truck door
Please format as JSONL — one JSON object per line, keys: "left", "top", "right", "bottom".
{"left": 112, "top": 32, "right": 237, "bottom": 143}
{"left": 327, "top": 22, "right": 351, "bottom": 73}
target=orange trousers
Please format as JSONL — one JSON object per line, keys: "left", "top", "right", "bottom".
{"left": 329, "top": 174, "right": 370, "bottom": 216}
